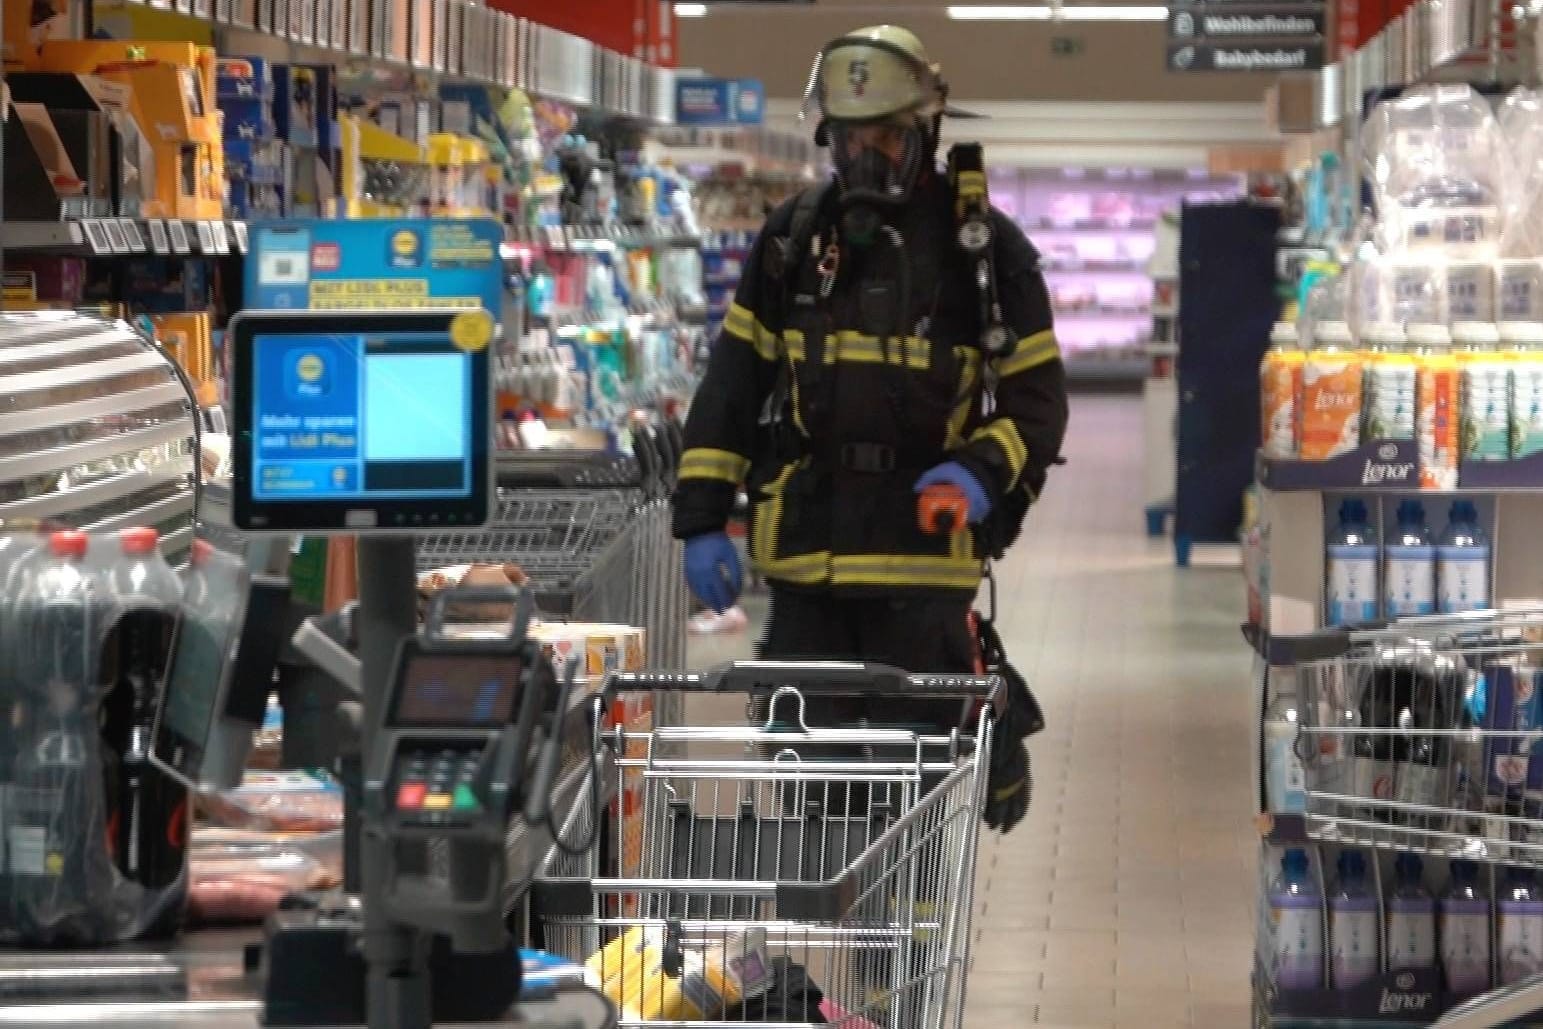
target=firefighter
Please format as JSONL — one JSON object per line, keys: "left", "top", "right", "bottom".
{"left": 672, "top": 25, "right": 1067, "bottom": 832}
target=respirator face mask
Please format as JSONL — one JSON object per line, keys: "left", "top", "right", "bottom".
{"left": 828, "top": 118, "right": 929, "bottom": 210}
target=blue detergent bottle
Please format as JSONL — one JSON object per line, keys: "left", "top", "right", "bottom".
{"left": 1437, "top": 501, "right": 1492, "bottom": 614}
{"left": 1271, "top": 848, "right": 1324, "bottom": 990}
{"left": 1331, "top": 850, "right": 1380, "bottom": 989}
{"left": 1327, "top": 499, "right": 1379, "bottom": 626}
{"left": 1383, "top": 500, "right": 1435, "bottom": 618}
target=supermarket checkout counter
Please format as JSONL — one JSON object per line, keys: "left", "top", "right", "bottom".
{"left": 0, "top": 310, "right": 613, "bottom": 1028}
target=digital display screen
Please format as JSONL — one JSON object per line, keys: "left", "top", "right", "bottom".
{"left": 392, "top": 653, "right": 524, "bottom": 726}
{"left": 252, "top": 332, "right": 473, "bottom": 503}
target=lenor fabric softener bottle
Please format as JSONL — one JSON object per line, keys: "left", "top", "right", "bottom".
{"left": 1442, "top": 860, "right": 1492, "bottom": 994}
{"left": 1437, "top": 500, "right": 1491, "bottom": 615}
{"left": 1331, "top": 850, "right": 1380, "bottom": 989}
{"left": 1327, "top": 499, "right": 1379, "bottom": 626}
{"left": 1387, "top": 853, "right": 1436, "bottom": 971}
{"left": 1271, "top": 849, "right": 1324, "bottom": 990}
{"left": 1383, "top": 500, "right": 1435, "bottom": 618}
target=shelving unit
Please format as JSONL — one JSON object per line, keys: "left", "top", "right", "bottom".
{"left": 993, "top": 167, "right": 1243, "bottom": 384}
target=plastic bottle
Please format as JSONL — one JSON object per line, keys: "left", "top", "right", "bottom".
{"left": 1499, "top": 866, "right": 1543, "bottom": 984}
{"left": 7, "top": 530, "right": 115, "bottom": 945}
{"left": 1442, "top": 859, "right": 1493, "bottom": 993}
{"left": 1413, "top": 323, "right": 1461, "bottom": 490}
{"left": 1383, "top": 500, "right": 1436, "bottom": 619}
{"left": 1302, "top": 320, "right": 1363, "bottom": 461}
{"left": 1331, "top": 850, "right": 1381, "bottom": 989}
{"left": 1362, "top": 322, "right": 1416, "bottom": 443}
{"left": 1270, "top": 848, "right": 1324, "bottom": 990}
{"left": 1455, "top": 322, "right": 1509, "bottom": 462}
{"left": 99, "top": 527, "right": 188, "bottom": 939}
{"left": 0, "top": 520, "right": 46, "bottom": 934}
{"left": 1391, "top": 662, "right": 1455, "bottom": 818}
{"left": 1437, "top": 501, "right": 1492, "bottom": 614}
{"left": 1264, "top": 689, "right": 1307, "bottom": 814}
{"left": 1387, "top": 853, "right": 1436, "bottom": 971}
{"left": 1501, "top": 321, "right": 1543, "bottom": 457}
{"left": 1261, "top": 321, "right": 1305, "bottom": 458}
{"left": 1327, "top": 499, "right": 1379, "bottom": 626}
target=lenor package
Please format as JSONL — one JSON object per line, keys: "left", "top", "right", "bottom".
{"left": 1448, "top": 261, "right": 1498, "bottom": 321}
{"left": 1412, "top": 323, "right": 1460, "bottom": 489}
{"left": 1364, "top": 85, "right": 1507, "bottom": 259}
{"left": 1301, "top": 321, "right": 1363, "bottom": 460}
{"left": 1497, "top": 260, "right": 1543, "bottom": 321}
{"left": 1356, "top": 255, "right": 1449, "bottom": 327}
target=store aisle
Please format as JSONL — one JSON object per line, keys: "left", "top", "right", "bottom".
{"left": 964, "top": 395, "right": 1256, "bottom": 1029}
{"left": 685, "top": 396, "right": 1257, "bottom": 1028}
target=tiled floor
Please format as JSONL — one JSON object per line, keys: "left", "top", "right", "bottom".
{"left": 687, "top": 395, "right": 1258, "bottom": 1028}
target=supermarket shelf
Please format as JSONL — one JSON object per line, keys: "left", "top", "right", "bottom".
{"left": 1043, "top": 261, "right": 1148, "bottom": 275}
{"left": 1028, "top": 217, "right": 1158, "bottom": 233}
{"left": 505, "top": 225, "right": 700, "bottom": 254}
{"left": 2, "top": 219, "right": 248, "bottom": 257}
{"left": 1063, "top": 357, "right": 1147, "bottom": 382}
{"left": 1053, "top": 308, "right": 1153, "bottom": 319}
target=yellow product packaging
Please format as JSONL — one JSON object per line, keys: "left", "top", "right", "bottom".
{"left": 586, "top": 925, "right": 665, "bottom": 1007}
{"left": 622, "top": 929, "right": 775, "bottom": 1022}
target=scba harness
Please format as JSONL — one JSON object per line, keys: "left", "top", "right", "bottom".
{"left": 757, "top": 142, "right": 1034, "bottom": 560}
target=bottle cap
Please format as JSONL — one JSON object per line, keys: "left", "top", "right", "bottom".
{"left": 1408, "top": 323, "right": 1453, "bottom": 349}
{"left": 1283, "top": 849, "right": 1311, "bottom": 874}
{"left": 119, "top": 526, "right": 160, "bottom": 555}
{"left": 1395, "top": 852, "right": 1424, "bottom": 880}
{"left": 1452, "top": 500, "right": 1479, "bottom": 522}
{"left": 190, "top": 539, "right": 214, "bottom": 565}
{"left": 1451, "top": 859, "right": 1477, "bottom": 880}
{"left": 1453, "top": 321, "right": 1501, "bottom": 348}
{"left": 1338, "top": 849, "right": 1367, "bottom": 879}
{"left": 1362, "top": 322, "right": 1407, "bottom": 348}
{"left": 1340, "top": 498, "right": 1368, "bottom": 522}
{"left": 1500, "top": 321, "right": 1543, "bottom": 347}
{"left": 1397, "top": 499, "right": 1426, "bottom": 524}
{"left": 1314, "top": 320, "right": 1354, "bottom": 347}
{"left": 49, "top": 530, "right": 89, "bottom": 558}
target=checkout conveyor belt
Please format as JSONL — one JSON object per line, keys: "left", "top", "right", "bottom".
{"left": 0, "top": 929, "right": 616, "bottom": 1027}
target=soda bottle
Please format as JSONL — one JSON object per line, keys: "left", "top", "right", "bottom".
{"left": 7, "top": 530, "right": 115, "bottom": 944}
{"left": 100, "top": 527, "right": 188, "bottom": 939}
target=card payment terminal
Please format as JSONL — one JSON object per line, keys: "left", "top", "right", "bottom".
{"left": 363, "top": 585, "right": 554, "bottom": 954}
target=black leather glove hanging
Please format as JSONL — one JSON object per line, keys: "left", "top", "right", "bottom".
{"left": 983, "top": 738, "right": 1031, "bottom": 833}
{"left": 976, "top": 613, "right": 1044, "bottom": 834}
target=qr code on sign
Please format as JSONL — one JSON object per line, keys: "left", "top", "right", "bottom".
{"left": 259, "top": 252, "right": 309, "bottom": 286}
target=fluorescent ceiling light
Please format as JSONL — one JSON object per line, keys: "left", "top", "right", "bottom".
{"left": 1060, "top": 4, "right": 1167, "bottom": 19}
{"left": 948, "top": 4, "right": 1168, "bottom": 20}
{"left": 947, "top": 6, "right": 1053, "bottom": 19}
{"left": 674, "top": 3, "right": 707, "bottom": 16}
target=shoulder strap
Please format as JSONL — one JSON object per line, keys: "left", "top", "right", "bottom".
{"left": 761, "top": 180, "right": 833, "bottom": 336}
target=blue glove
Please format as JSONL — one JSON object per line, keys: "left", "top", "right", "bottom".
{"left": 914, "top": 462, "right": 992, "bottom": 524}
{"left": 683, "top": 532, "right": 742, "bottom": 613}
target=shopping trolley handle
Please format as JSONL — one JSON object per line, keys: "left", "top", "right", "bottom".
{"left": 605, "top": 661, "right": 1003, "bottom": 699}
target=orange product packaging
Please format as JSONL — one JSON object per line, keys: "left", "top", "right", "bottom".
{"left": 1411, "top": 323, "right": 1459, "bottom": 490}
{"left": 1260, "top": 321, "right": 1304, "bottom": 458}
{"left": 1299, "top": 321, "right": 1363, "bottom": 461}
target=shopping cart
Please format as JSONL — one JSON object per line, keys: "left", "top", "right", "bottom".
{"left": 530, "top": 661, "right": 1000, "bottom": 1029}
{"left": 1283, "top": 608, "right": 1543, "bottom": 1028}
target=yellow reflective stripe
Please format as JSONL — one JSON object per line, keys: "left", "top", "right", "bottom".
{"left": 723, "top": 302, "right": 755, "bottom": 341}
{"left": 751, "top": 460, "right": 830, "bottom": 585}
{"left": 783, "top": 329, "right": 807, "bottom": 363}
{"left": 956, "top": 170, "right": 987, "bottom": 197}
{"left": 723, "top": 302, "right": 779, "bottom": 361}
{"left": 950, "top": 525, "right": 973, "bottom": 562}
{"left": 678, "top": 447, "right": 750, "bottom": 484}
{"left": 971, "top": 419, "right": 1029, "bottom": 482}
{"left": 826, "top": 332, "right": 929, "bottom": 369}
{"left": 946, "top": 347, "right": 982, "bottom": 450}
{"left": 831, "top": 554, "right": 981, "bottom": 590}
{"left": 997, "top": 329, "right": 1060, "bottom": 379}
